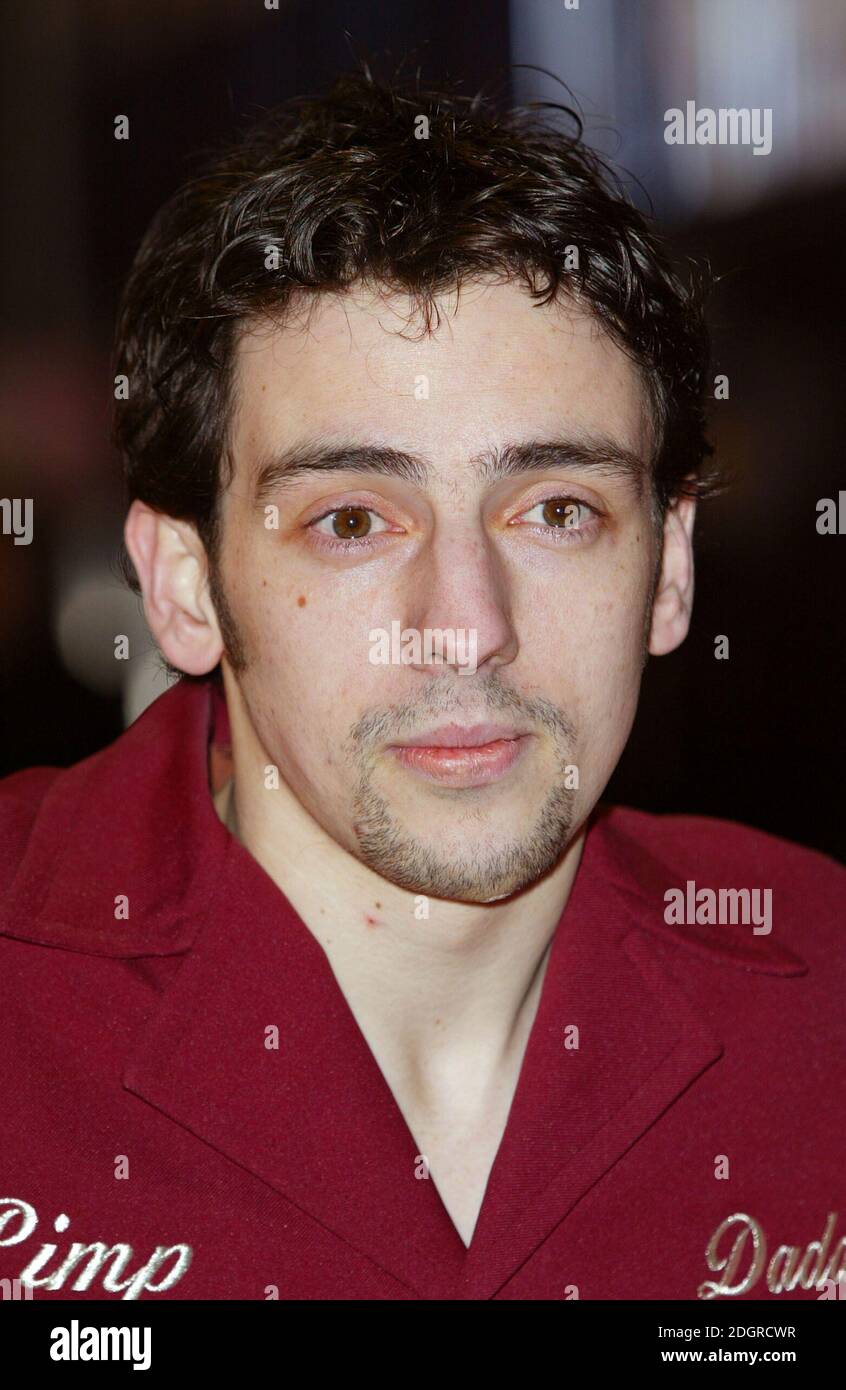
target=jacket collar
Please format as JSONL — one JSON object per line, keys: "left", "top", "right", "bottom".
{"left": 0, "top": 679, "right": 807, "bottom": 1297}
{"left": 0, "top": 677, "right": 229, "bottom": 956}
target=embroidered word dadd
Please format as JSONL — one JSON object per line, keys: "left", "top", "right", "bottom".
{"left": 0, "top": 1197, "right": 192, "bottom": 1300}
{"left": 698, "top": 1211, "right": 846, "bottom": 1299}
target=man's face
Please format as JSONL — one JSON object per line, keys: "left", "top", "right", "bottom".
{"left": 213, "top": 280, "right": 662, "bottom": 902}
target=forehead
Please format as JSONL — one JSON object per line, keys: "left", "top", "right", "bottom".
{"left": 230, "top": 280, "right": 653, "bottom": 472}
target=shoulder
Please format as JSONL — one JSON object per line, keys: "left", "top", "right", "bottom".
{"left": 593, "top": 803, "right": 844, "bottom": 970}
{"left": 0, "top": 681, "right": 228, "bottom": 957}
{"left": 602, "top": 803, "right": 843, "bottom": 886}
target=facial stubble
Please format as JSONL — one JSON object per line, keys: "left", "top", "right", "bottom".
{"left": 345, "top": 675, "right": 580, "bottom": 903}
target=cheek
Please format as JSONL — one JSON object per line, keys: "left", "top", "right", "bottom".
{"left": 578, "top": 579, "right": 651, "bottom": 754}
{"left": 243, "top": 598, "right": 368, "bottom": 725}
{"left": 519, "top": 555, "right": 649, "bottom": 753}
{"left": 525, "top": 548, "right": 649, "bottom": 666}
{"left": 230, "top": 524, "right": 376, "bottom": 660}
{"left": 225, "top": 558, "right": 389, "bottom": 764}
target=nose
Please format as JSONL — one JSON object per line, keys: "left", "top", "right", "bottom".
{"left": 401, "top": 521, "right": 519, "bottom": 676}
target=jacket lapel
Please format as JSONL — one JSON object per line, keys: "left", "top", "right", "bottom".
{"left": 455, "top": 814, "right": 806, "bottom": 1299}
{"left": 122, "top": 832, "right": 472, "bottom": 1296}
{"left": 452, "top": 856, "right": 726, "bottom": 1297}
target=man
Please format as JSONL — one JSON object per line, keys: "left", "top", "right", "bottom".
{"left": 1, "top": 70, "right": 843, "bottom": 1303}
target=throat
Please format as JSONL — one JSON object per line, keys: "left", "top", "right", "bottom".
{"left": 408, "top": 1105, "right": 514, "bottom": 1249}
{"left": 212, "top": 778, "right": 237, "bottom": 835}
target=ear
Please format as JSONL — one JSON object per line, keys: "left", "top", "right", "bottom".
{"left": 124, "top": 500, "right": 224, "bottom": 675}
{"left": 648, "top": 493, "right": 697, "bottom": 657}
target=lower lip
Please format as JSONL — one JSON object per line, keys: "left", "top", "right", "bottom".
{"left": 391, "top": 736, "right": 530, "bottom": 787}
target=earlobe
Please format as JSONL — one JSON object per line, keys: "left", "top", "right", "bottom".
{"left": 123, "top": 500, "right": 224, "bottom": 676}
{"left": 648, "top": 494, "right": 697, "bottom": 657}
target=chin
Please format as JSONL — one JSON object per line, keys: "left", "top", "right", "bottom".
{"left": 364, "top": 850, "right": 561, "bottom": 905}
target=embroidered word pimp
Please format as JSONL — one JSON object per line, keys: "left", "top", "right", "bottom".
{"left": 698, "top": 1211, "right": 845, "bottom": 1299}
{"left": 0, "top": 1196, "right": 192, "bottom": 1300}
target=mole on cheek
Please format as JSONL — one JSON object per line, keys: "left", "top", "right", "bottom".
{"left": 297, "top": 595, "right": 307, "bottom": 608}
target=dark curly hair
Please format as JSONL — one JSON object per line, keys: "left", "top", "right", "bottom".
{"left": 113, "top": 65, "right": 717, "bottom": 666}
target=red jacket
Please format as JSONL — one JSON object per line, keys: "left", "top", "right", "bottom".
{"left": 1, "top": 677, "right": 843, "bottom": 1301}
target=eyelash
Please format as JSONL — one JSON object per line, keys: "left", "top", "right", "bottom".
{"left": 307, "top": 505, "right": 394, "bottom": 552}
{"left": 305, "top": 496, "right": 603, "bottom": 551}
{"left": 511, "top": 497, "right": 602, "bottom": 541}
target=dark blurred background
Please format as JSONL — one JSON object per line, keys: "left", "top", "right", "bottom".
{"left": 1, "top": 0, "right": 844, "bottom": 859}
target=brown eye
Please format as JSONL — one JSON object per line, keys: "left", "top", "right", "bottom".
{"left": 332, "top": 507, "right": 372, "bottom": 538}
{"left": 541, "top": 498, "right": 582, "bottom": 527}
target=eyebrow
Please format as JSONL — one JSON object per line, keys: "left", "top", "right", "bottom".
{"left": 251, "top": 435, "right": 648, "bottom": 504}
